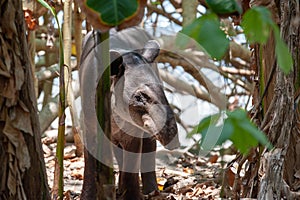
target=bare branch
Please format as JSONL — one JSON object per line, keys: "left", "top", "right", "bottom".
{"left": 156, "top": 35, "right": 252, "bottom": 93}
{"left": 158, "top": 53, "right": 227, "bottom": 109}
{"left": 35, "top": 60, "right": 77, "bottom": 82}
{"left": 229, "top": 41, "right": 251, "bottom": 63}
{"left": 146, "top": 3, "right": 182, "bottom": 26}
{"left": 230, "top": 58, "right": 250, "bottom": 69}
{"left": 223, "top": 72, "right": 253, "bottom": 91}
{"left": 39, "top": 82, "right": 80, "bottom": 133}
{"left": 169, "top": 0, "right": 182, "bottom": 9}
{"left": 158, "top": 69, "right": 212, "bottom": 103}
{"left": 220, "top": 66, "right": 254, "bottom": 76}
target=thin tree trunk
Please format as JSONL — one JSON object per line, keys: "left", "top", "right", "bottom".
{"left": 62, "top": 0, "right": 83, "bottom": 157}
{"left": 0, "top": 0, "right": 50, "bottom": 199}
{"left": 182, "top": 0, "right": 198, "bottom": 26}
{"left": 74, "top": 1, "right": 83, "bottom": 65}
{"left": 80, "top": 31, "right": 115, "bottom": 200}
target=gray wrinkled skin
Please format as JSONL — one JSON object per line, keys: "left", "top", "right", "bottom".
{"left": 80, "top": 27, "right": 179, "bottom": 200}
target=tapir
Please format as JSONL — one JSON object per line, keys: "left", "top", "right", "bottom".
{"left": 79, "top": 27, "right": 179, "bottom": 200}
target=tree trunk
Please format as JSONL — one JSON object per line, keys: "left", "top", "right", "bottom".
{"left": 0, "top": 0, "right": 50, "bottom": 199}
{"left": 254, "top": 0, "right": 300, "bottom": 199}
{"left": 79, "top": 29, "right": 115, "bottom": 199}
{"left": 182, "top": 0, "right": 198, "bottom": 26}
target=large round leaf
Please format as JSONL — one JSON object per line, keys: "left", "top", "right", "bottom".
{"left": 77, "top": 0, "right": 146, "bottom": 31}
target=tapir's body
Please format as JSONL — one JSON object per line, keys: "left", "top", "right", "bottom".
{"left": 80, "top": 27, "right": 179, "bottom": 200}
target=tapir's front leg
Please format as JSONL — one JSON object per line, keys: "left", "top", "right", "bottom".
{"left": 118, "top": 171, "right": 142, "bottom": 200}
{"left": 118, "top": 135, "right": 143, "bottom": 200}
{"left": 141, "top": 135, "right": 158, "bottom": 194}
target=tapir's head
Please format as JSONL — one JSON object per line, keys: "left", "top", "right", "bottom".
{"left": 110, "top": 40, "right": 179, "bottom": 150}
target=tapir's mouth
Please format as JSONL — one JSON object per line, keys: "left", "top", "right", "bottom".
{"left": 142, "top": 114, "right": 158, "bottom": 133}
{"left": 141, "top": 112, "right": 180, "bottom": 150}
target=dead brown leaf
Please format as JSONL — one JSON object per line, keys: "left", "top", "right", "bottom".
{"left": 209, "top": 155, "right": 219, "bottom": 163}
{"left": 183, "top": 167, "right": 194, "bottom": 174}
{"left": 226, "top": 168, "right": 236, "bottom": 187}
{"left": 71, "top": 169, "right": 84, "bottom": 180}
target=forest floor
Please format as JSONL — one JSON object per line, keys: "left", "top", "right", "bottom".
{"left": 43, "top": 132, "right": 236, "bottom": 200}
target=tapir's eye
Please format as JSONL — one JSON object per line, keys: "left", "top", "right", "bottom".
{"left": 133, "top": 56, "right": 140, "bottom": 63}
{"left": 132, "top": 55, "right": 145, "bottom": 65}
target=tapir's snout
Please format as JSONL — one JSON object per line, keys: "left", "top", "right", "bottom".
{"left": 128, "top": 84, "right": 180, "bottom": 150}
{"left": 152, "top": 106, "right": 180, "bottom": 150}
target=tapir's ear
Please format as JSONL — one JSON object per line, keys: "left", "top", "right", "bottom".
{"left": 110, "top": 50, "right": 124, "bottom": 77}
{"left": 142, "top": 40, "right": 160, "bottom": 63}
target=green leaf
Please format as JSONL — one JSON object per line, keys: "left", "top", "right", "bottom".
{"left": 206, "top": 0, "right": 242, "bottom": 14}
{"left": 241, "top": 6, "right": 293, "bottom": 74}
{"left": 188, "top": 113, "right": 220, "bottom": 136}
{"left": 273, "top": 27, "right": 293, "bottom": 74}
{"left": 37, "top": 0, "right": 57, "bottom": 17}
{"left": 227, "top": 109, "right": 272, "bottom": 154}
{"left": 190, "top": 109, "right": 273, "bottom": 155}
{"left": 189, "top": 112, "right": 233, "bottom": 148}
{"left": 86, "top": 0, "right": 139, "bottom": 25}
{"left": 181, "top": 13, "right": 229, "bottom": 59}
{"left": 241, "top": 6, "right": 273, "bottom": 44}
{"left": 230, "top": 125, "right": 258, "bottom": 154}
{"left": 201, "top": 119, "right": 234, "bottom": 148}
{"left": 150, "top": 0, "right": 161, "bottom": 5}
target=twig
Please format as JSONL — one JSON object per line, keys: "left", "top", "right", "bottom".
{"left": 147, "top": 3, "right": 182, "bottom": 26}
